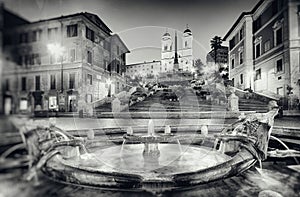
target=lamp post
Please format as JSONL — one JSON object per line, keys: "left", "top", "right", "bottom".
{"left": 47, "top": 43, "right": 65, "bottom": 111}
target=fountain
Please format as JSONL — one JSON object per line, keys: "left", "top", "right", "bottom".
{"left": 8, "top": 101, "right": 293, "bottom": 193}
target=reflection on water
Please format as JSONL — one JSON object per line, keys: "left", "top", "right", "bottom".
{"left": 78, "top": 144, "right": 230, "bottom": 175}
{"left": 0, "top": 162, "right": 299, "bottom": 197}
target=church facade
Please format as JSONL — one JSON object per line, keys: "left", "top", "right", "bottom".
{"left": 125, "top": 26, "right": 194, "bottom": 78}
{"left": 161, "top": 28, "right": 193, "bottom": 72}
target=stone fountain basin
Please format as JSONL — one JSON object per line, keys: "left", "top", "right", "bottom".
{"left": 43, "top": 143, "right": 250, "bottom": 190}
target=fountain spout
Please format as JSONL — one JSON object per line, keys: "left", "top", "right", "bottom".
{"left": 148, "top": 119, "right": 155, "bottom": 136}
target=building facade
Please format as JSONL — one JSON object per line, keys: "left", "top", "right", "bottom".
{"left": 126, "top": 60, "right": 161, "bottom": 78}
{"left": 224, "top": 0, "right": 300, "bottom": 100}
{"left": 1, "top": 8, "right": 129, "bottom": 115}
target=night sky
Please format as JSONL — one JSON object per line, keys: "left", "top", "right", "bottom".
{"left": 3, "top": 0, "right": 259, "bottom": 64}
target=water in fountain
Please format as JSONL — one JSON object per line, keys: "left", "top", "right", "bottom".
{"left": 176, "top": 139, "right": 183, "bottom": 154}
{"left": 120, "top": 139, "right": 126, "bottom": 156}
{"left": 148, "top": 119, "right": 154, "bottom": 136}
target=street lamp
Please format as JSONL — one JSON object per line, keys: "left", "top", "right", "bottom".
{"left": 47, "top": 43, "right": 65, "bottom": 111}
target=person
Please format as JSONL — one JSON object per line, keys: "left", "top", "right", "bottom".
{"left": 69, "top": 99, "right": 73, "bottom": 112}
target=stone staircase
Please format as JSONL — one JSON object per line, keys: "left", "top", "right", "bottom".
{"left": 238, "top": 97, "right": 269, "bottom": 113}
{"left": 129, "top": 88, "right": 226, "bottom": 112}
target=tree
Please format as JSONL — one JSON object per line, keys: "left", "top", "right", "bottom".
{"left": 194, "top": 58, "right": 204, "bottom": 76}
{"left": 210, "top": 36, "right": 222, "bottom": 64}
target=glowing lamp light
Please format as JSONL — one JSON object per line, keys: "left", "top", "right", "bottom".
{"left": 47, "top": 43, "right": 65, "bottom": 57}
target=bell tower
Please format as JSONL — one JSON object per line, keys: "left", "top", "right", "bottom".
{"left": 182, "top": 24, "right": 193, "bottom": 71}
{"left": 161, "top": 29, "right": 173, "bottom": 72}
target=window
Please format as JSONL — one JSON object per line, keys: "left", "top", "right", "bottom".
{"left": 185, "top": 41, "right": 188, "bottom": 48}
{"left": 117, "top": 46, "right": 120, "bottom": 55}
{"left": 107, "top": 64, "right": 111, "bottom": 72}
{"left": 35, "top": 76, "right": 41, "bottom": 91}
{"left": 34, "top": 54, "right": 41, "bottom": 65}
{"left": 239, "top": 27, "right": 244, "bottom": 41}
{"left": 32, "top": 30, "right": 42, "bottom": 42}
{"left": 19, "top": 32, "right": 28, "bottom": 43}
{"left": 231, "top": 58, "right": 235, "bottom": 69}
{"left": 275, "top": 27, "right": 283, "bottom": 46}
{"left": 87, "top": 74, "right": 92, "bottom": 85}
{"left": 48, "top": 27, "right": 58, "bottom": 40}
{"left": 29, "top": 54, "right": 35, "bottom": 65}
{"left": 229, "top": 38, "right": 236, "bottom": 50}
{"left": 50, "top": 75, "right": 56, "bottom": 90}
{"left": 69, "top": 73, "right": 75, "bottom": 89}
{"left": 277, "top": 87, "right": 283, "bottom": 96}
{"left": 121, "top": 53, "right": 126, "bottom": 62}
{"left": 164, "top": 45, "right": 168, "bottom": 51}
{"left": 231, "top": 78, "right": 235, "bottom": 87}
{"left": 264, "top": 40, "right": 271, "bottom": 52}
{"left": 69, "top": 49, "right": 76, "bottom": 62}
{"left": 255, "top": 69, "right": 261, "bottom": 80}
{"left": 117, "top": 64, "right": 120, "bottom": 74}
{"left": 4, "top": 35, "right": 12, "bottom": 45}
{"left": 18, "top": 56, "right": 23, "bottom": 66}
{"left": 239, "top": 51, "right": 244, "bottom": 64}
{"left": 240, "top": 74, "right": 244, "bottom": 84}
{"left": 273, "top": 19, "right": 283, "bottom": 46}
{"left": 104, "top": 60, "right": 108, "bottom": 70}
{"left": 104, "top": 41, "right": 110, "bottom": 50}
{"left": 87, "top": 50, "right": 92, "bottom": 64}
{"left": 86, "top": 27, "right": 94, "bottom": 42}
{"left": 24, "top": 55, "right": 30, "bottom": 66}
{"left": 21, "top": 77, "right": 26, "bottom": 91}
{"left": 67, "top": 24, "right": 78, "bottom": 37}
{"left": 255, "top": 42, "right": 261, "bottom": 58}
{"left": 276, "top": 59, "right": 283, "bottom": 72}
{"left": 117, "top": 82, "right": 120, "bottom": 92}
